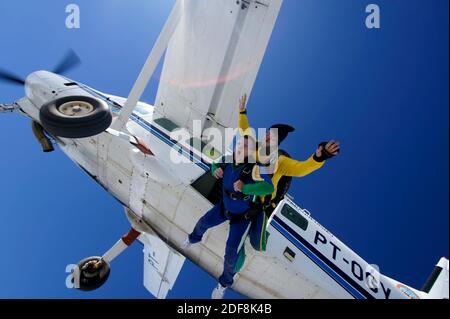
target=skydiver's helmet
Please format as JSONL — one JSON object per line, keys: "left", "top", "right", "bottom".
{"left": 269, "top": 124, "right": 296, "bottom": 145}
{"left": 257, "top": 124, "right": 295, "bottom": 173}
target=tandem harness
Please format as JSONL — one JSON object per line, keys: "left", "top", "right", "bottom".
{"left": 260, "top": 149, "right": 293, "bottom": 217}
{"left": 221, "top": 202, "right": 262, "bottom": 224}
{"left": 220, "top": 162, "right": 262, "bottom": 224}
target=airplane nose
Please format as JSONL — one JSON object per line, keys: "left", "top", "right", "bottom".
{"left": 25, "top": 72, "right": 53, "bottom": 107}
{"left": 25, "top": 70, "right": 58, "bottom": 90}
{"left": 25, "top": 71, "right": 64, "bottom": 107}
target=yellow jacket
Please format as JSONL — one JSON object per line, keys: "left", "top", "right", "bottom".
{"left": 238, "top": 110, "right": 325, "bottom": 203}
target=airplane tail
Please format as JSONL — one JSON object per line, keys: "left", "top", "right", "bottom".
{"left": 421, "top": 257, "right": 449, "bottom": 299}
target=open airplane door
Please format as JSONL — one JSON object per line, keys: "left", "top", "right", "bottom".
{"left": 140, "top": 233, "right": 186, "bottom": 299}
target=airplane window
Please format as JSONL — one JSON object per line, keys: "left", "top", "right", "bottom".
{"left": 281, "top": 204, "right": 308, "bottom": 231}
{"left": 154, "top": 118, "right": 179, "bottom": 132}
{"left": 188, "top": 138, "right": 222, "bottom": 160}
{"left": 134, "top": 103, "right": 152, "bottom": 116}
{"left": 188, "top": 137, "right": 205, "bottom": 152}
{"left": 203, "top": 146, "right": 222, "bottom": 160}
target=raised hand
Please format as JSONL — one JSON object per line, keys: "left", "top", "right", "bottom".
{"left": 324, "top": 140, "right": 340, "bottom": 156}
{"left": 315, "top": 140, "right": 340, "bottom": 160}
{"left": 239, "top": 94, "right": 247, "bottom": 112}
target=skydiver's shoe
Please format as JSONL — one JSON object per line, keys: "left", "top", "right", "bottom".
{"left": 211, "top": 283, "right": 227, "bottom": 299}
{"left": 181, "top": 237, "right": 192, "bottom": 250}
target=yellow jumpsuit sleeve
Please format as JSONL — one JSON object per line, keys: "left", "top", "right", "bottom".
{"left": 238, "top": 111, "right": 251, "bottom": 136}
{"left": 276, "top": 155, "right": 325, "bottom": 177}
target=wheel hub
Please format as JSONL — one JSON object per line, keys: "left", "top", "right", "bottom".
{"left": 58, "top": 101, "right": 94, "bottom": 117}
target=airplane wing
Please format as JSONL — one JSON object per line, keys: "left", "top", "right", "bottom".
{"left": 154, "top": 0, "right": 283, "bottom": 149}
{"left": 140, "top": 232, "right": 186, "bottom": 299}
{"left": 113, "top": 0, "right": 283, "bottom": 297}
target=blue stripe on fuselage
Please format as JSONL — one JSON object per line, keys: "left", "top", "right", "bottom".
{"left": 78, "top": 83, "right": 210, "bottom": 172}
{"left": 271, "top": 215, "right": 374, "bottom": 299}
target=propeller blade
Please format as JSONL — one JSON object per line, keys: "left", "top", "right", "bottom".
{"left": 52, "top": 49, "right": 81, "bottom": 75}
{"left": 0, "top": 69, "right": 25, "bottom": 85}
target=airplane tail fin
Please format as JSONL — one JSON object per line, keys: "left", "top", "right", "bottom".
{"left": 421, "top": 257, "right": 449, "bottom": 299}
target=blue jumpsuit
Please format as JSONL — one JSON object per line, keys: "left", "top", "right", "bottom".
{"left": 189, "top": 162, "right": 273, "bottom": 288}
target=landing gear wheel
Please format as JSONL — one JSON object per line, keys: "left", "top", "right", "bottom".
{"left": 39, "top": 96, "right": 112, "bottom": 138}
{"left": 73, "top": 256, "right": 111, "bottom": 291}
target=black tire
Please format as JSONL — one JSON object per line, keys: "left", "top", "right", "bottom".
{"left": 39, "top": 95, "right": 112, "bottom": 138}
{"left": 76, "top": 256, "right": 111, "bottom": 291}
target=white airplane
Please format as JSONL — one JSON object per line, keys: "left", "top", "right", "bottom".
{"left": 1, "top": 0, "right": 448, "bottom": 299}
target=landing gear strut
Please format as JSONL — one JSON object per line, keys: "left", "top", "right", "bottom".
{"left": 72, "top": 227, "right": 141, "bottom": 291}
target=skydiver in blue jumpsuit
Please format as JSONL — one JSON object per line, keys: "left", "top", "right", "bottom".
{"left": 182, "top": 135, "right": 274, "bottom": 299}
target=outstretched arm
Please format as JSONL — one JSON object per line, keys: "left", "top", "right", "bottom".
{"left": 278, "top": 155, "right": 325, "bottom": 177}
{"left": 278, "top": 141, "right": 340, "bottom": 177}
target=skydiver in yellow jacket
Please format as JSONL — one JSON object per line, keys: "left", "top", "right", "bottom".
{"left": 237, "top": 94, "right": 341, "bottom": 251}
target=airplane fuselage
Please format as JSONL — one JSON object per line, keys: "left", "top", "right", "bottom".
{"left": 15, "top": 71, "right": 425, "bottom": 299}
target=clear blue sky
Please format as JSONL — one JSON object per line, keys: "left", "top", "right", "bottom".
{"left": 0, "top": 0, "right": 448, "bottom": 298}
